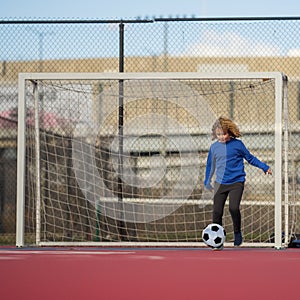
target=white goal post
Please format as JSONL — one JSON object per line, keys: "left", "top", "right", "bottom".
{"left": 16, "top": 72, "right": 291, "bottom": 249}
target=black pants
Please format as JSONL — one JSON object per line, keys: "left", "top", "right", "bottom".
{"left": 213, "top": 182, "right": 244, "bottom": 233}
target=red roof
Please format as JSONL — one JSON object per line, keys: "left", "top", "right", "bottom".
{"left": 0, "top": 108, "right": 69, "bottom": 129}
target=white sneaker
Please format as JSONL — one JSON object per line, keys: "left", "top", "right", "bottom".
{"left": 212, "top": 245, "right": 224, "bottom": 251}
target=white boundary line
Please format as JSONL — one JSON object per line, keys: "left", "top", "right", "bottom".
{"left": 0, "top": 250, "right": 135, "bottom": 255}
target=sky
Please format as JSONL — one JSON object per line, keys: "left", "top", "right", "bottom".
{"left": 1, "top": 0, "right": 300, "bottom": 61}
{"left": 1, "top": 0, "right": 300, "bottom": 19}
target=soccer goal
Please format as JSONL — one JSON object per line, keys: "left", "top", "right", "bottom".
{"left": 16, "top": 72, "right": 293, "bottom": 249}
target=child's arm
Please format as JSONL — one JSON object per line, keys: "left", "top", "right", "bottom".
{"left": 240, "top": 141, "right": 270, "bottom": 173}
{"left": 204, "top": 148, "right": 215, "bottom": 190}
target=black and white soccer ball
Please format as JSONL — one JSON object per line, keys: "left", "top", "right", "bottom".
{"left": 202, "top": 223, "right": 226, "bottom": 249}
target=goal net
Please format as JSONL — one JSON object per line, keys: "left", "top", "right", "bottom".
{"left": 16, "top": 72, "right": 293, "bottom": 248}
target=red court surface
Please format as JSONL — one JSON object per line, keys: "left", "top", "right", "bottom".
{"left": 0, "top": 247, "right": 299, "bottom": 300}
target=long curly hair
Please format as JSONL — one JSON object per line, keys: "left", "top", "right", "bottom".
{"left": 211, "top": 117, "right": 241, "bottom": 140}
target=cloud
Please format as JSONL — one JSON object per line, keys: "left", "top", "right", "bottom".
{"left": 287, "top": 49, "right": 300, "bottom": 56}
{"left": 180, "top": 29, "right": 281, "bottom": 57}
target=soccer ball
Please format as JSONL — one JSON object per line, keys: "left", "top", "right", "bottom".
{"left": 202, "top": 223, "right": 226, "bottom": 249}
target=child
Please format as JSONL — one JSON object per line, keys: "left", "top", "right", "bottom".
{"left": 204, "top": 117, "right": 272, "bottom": 248}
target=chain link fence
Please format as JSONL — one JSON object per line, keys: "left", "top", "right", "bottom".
{"left": 1, "top": 17, "right": 300, "bottom": 245}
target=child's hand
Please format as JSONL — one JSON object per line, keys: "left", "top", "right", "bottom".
{"left": 265, "top": 168, "right": 272, "bottom": 175}
{"left": 205, "top": 184, "right": 213, "bottom": 191}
